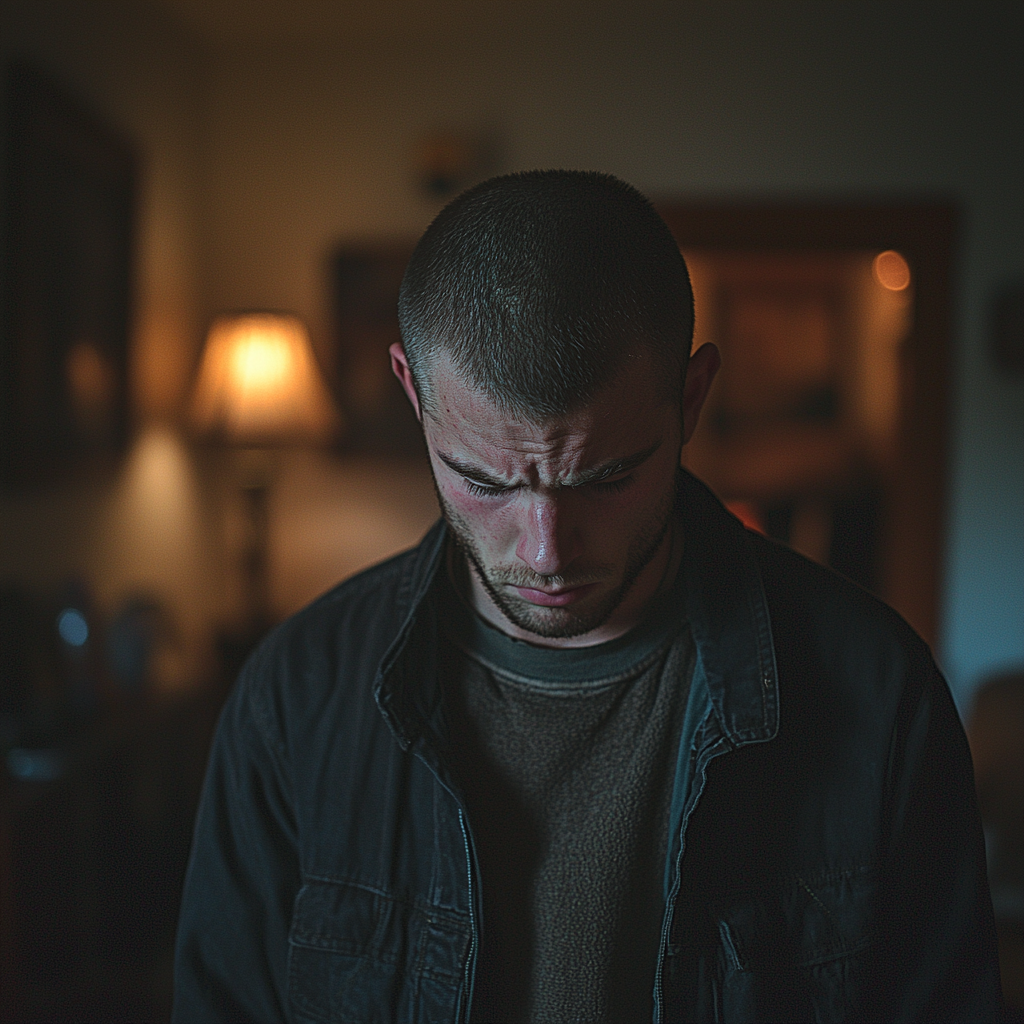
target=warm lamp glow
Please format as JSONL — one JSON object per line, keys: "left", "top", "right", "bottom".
{"left": 873, "top": 250, "right": 911, "bottom": 292}
{"left": 191, "top": 312, "right": 339, "bottom": 443}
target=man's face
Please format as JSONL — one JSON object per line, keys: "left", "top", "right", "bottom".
{"left": 412, "top": 352, "right": 690, "bottom": 644}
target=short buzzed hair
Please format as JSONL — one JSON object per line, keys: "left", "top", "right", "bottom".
{"left": 398, "top": 170, "right": 694, "bottom": 419}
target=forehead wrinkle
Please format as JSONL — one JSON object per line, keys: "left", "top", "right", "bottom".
{"left": 435, "top": 435, "right": 663, "bottom": 492}
{"left": 426, "top": 397, "right": 584, "bottom": 477}
{"left": 423, "top": 350, "right": 676, "bottom": 488}
{"left": 434, "top": 435, "right": 584, "bottom": 489}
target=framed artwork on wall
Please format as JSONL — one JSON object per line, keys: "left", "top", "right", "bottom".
{"left": 661, "top": 202, "right": 954, "bottom": 647}
{"left": 330, "top": 244, "right": 423, "bottom": 456}
{"left": 0, "top": 62, "right": 135, "bottom": 488}
{"left": 709, "top": 278, "right": 846, "bottom": 437}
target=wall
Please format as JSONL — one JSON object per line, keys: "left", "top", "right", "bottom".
{"left": 0, "top": 0, "right": 222, "bottom": 686}
{"left": 200, "top": 0, "right": 1024, "bottom": 711}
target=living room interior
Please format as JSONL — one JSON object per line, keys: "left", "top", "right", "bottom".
{"left": 0, "top": 1, "right": 1021, "bottom": 1019}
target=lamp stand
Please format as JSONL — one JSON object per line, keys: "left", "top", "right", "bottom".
{"left": 235, "top": 447, "right": 278, "bottom": 637}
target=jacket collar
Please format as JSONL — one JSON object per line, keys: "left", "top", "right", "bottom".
{"left": 375, "top": 470, "right": 779, "bottom": 751}
{"left": 677, "top": 471, "right": 778, "bottom": 746}
{"left": 373, "top": 517, "right": 448, "bottom": 751}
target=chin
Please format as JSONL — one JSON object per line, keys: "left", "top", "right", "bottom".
{"left": 497, "top": 590, "right": 620, "bottom": 640}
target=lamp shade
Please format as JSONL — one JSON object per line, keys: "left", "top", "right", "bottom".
{"left": 190, "top": 312, "right": 340, "bottom": 444}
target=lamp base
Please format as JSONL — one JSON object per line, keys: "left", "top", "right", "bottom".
{"left": 235, "top": 447, "right": 279, "bottom": 637}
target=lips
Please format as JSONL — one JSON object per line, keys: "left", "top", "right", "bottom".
{"left": 511, "top": 582, "right": 598, "bottom": 607}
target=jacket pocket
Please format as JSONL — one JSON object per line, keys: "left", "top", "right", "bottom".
{"left": 711, "top": 868, "right": 875, "bottom": 1023}
{"left": 288, "top": 878, "right": 471, "bottom": 1024}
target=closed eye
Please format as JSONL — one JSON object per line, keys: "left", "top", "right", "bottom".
{"left": 464, "top": 475, "right": 634, "bottom": 497}
{"left": 464, "top": 479, "right": 514, "bottom": 498}
{"left": 589, "top": 475, "right": 634, "bottom": 494}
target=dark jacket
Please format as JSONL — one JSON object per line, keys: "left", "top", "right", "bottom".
{"left": 173, "top": 473, "right": 1001, "bottom": 1023}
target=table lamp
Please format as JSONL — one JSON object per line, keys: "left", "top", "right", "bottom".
{"left": 190, "top": 311, "right": 339, "bottom": 634}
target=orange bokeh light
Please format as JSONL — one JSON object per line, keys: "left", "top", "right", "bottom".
{"left": 873, "top": 250, "right": 911, "bottom": 291}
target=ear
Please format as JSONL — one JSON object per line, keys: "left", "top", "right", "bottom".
{"left": 681, "top": 343, "right": 721, "bottom": 445}
{"left": 389, "top": 343, "right": 422, "bottom": 422}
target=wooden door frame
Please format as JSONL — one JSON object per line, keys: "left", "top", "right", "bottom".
{"left": 657, "top": 202, "right": 956, "bottom": 648}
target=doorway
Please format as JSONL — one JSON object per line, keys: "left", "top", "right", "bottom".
{"left": 659, "top": 203, "right": 955, "bottom": 648}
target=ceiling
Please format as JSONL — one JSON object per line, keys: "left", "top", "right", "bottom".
{"left": 154, "top": 0, "right": 585, "bottom": 46}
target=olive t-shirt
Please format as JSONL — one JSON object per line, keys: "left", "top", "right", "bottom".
{"left": 438, "top": 560, "right": 695, "bottom": 1023}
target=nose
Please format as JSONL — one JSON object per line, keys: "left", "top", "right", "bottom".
{"left": 515, "top": 494, "right": 581, "bottom": 577}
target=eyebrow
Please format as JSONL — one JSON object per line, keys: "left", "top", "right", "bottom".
{"left": 436, "top": 439, "right": 663, "bottom": 490}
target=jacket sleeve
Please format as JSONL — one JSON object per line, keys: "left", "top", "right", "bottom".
{"left": 871, "top": 660, "right": 1002, "bottom": 1022}
{"left": 173, "top": 648, "right": 300, "bottom": 1023}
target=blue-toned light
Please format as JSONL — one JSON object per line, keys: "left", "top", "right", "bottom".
{"left": 6, "top": 747, "right": 65, "bottom": 782}
{"left": 57, "top": 608, "right": 89, "bottom": 647}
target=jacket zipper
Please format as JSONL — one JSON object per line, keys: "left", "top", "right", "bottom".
{"left": 410, "top": 741, "right": 480, "bottom": 1024}
{"left": 653, "top": 722, "right": 725, "bottom": 1024}
{"left": 458, "top": 808, "right": 478, "bottom": 1023}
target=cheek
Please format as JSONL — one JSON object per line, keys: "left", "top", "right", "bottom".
{"left": 442, "top": 485, "right": 516, "bottom": 549}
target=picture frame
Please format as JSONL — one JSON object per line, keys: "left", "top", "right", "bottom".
{"left": 710, "top": 280, "right": 845, "bottom": 435}
{"left": 330, "top": 244, "right": 423, "bottom": 456}
{"left": 0, "top": 62, "right": 135, "bottom": 488}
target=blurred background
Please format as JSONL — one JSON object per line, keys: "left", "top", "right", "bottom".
{"left": 0, "top": 0, "right": 1021, "bottom": 1019}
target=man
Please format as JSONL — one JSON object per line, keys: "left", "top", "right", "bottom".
{"left": 174, "top": 171, "right": 1000, "bottom": 1022}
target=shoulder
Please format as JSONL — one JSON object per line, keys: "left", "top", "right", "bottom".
{"left": 267, "top": 541, "right": 418, "bottom": 666}
{"left": 280, "top": 542, "right": 418, "bottom": 647}
{"left": 747, "top": 531, "right": 935, "bottom": 715}
{"left": 225, "top": 533, "right": 440, "bottom": 758}
{"left": 732, "top": 533, "right": 962, "bottom": 839}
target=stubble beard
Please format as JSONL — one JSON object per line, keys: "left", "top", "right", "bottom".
{"left": 436, "top": 480, "right": 678, "bottom": 640}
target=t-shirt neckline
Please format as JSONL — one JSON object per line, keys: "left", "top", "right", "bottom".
{"left": 438, "top": 546, "right": 689, "bottom": 688}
